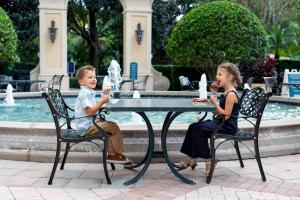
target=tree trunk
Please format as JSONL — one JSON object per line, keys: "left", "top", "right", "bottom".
{"left": 88, "top": 5, "right": 100, "bottom": 72}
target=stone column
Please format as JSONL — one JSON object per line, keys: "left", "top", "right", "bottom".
{"left": 38, "top": 0, "right": 69, "bottom": 90}
{"left": 119, "top": 0, "right": 154, "bottom": 90}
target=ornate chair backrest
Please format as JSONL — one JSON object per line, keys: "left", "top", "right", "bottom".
{"left": 238, "top": 89, "right": 250, "bottom": 109}
{"left": 142, "top": 75, "right": 149, "bottom": 88}
{"left": 0, "top": 75, "right": 13, "bottom": 82}
{"left": 239, "top": 87, "right": 272, "bottom": 120}
{"left": 179, "top": 76, "right": 191, "bottom": 87}
{"left": 263, "top": 77, "right": 277, "bottom": 88}
{"left": 0, "top": 75, "right": 6, "bottom": 82}
{"left": 49, "top": 75, "right": 64, "bottom": 90}
{"left": 42, "top": 89, "right": 72, "bottom": 137}
{"left": 246, "top": 77, "right": 254, "bottom": 87}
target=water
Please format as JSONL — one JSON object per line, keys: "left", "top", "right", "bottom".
{"left": 0, "top": 97, "right": 300, "bottom": 124}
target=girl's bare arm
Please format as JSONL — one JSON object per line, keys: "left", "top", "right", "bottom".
{"left": 211, "top": 92, "right": 237, "bottom": 120}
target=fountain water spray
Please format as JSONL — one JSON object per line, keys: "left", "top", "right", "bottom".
{"left": 107, "top": 60, "right": 122, "bottom": 91}
{"left": 4, "top": 84, "right": 15, "bottom": 106}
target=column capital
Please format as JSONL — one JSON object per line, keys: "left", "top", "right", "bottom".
{"left": 39, "top": 0, "right": 68, "bottom": 10}
{"left": 120, "top": 0, "right": 154, "bottom": 13}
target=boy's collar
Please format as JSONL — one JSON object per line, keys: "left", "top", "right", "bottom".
{"left": 80, "top": 86, "right": 95, "bottom": 94}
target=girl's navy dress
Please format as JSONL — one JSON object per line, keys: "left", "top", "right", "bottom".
{"left": 180, "top": 90, "right": 239, "bottom": 159}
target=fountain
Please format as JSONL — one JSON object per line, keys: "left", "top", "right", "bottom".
{"left": 107, "top": 60, "right": 143, "bottom": 123}
{"left": 4, "top": 84, "right": 15, "bottom": 106}
{"left": 107, "top": 60, "right": 122, "bottom": 91}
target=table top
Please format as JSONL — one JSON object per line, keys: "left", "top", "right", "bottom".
{"left": 108, "top": 98, "right": 215, "bottom": 112}
{"left": 9, "top": 80, "right": 45, "bottom": 83}
{"left": 282, "top": 83, "right": 300, "bottom": 85}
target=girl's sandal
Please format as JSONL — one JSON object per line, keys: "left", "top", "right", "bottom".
{"left": 176, "top": 157, "right": 197, "bottom": 171}
{"left": 190, "top": 159, "right": 198, "bottom": 170}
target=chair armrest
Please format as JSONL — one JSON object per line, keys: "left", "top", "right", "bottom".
{"left": 211, "top": 113, "right": 255, "bottom": 137}
{"left": 91, "top": 108, "right": 111, "bottom": 134}
{"left": 120, "top": 80, "right": 134, "bottom": 84}
{"left": 65, "top": 104, "right": 74, "bottom": 112}
{"left": 197, "top": 111, "right": 208, "bottom": 122}
{"left": 120, "top": 80, "right": 134, "bottom": 90}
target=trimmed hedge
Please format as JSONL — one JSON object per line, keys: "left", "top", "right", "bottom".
{"left": 154, "top": 59, "right": 300, "bottom": 90}
{"left": 166, "top": 1, "right": 268, "bottom": 78}
{"left": 0, "top": 62, "right": 36, "bottom": 75}
{"left": 154, "top": 65, "right": 200, "bottom": 90}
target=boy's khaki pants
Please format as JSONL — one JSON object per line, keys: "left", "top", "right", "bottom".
{"left": 85, "top": 120, "right": 124, "bottom": 156}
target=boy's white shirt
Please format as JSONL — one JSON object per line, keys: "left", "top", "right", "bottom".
{"left": 74, "top": 86, "right": 97, "bottom": 135}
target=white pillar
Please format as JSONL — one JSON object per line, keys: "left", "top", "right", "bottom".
{"left": 38, "top": 0, "right": 69, "bottom": 90}
{"left": 119, "top": 0, "right": 154, "bottom": 90}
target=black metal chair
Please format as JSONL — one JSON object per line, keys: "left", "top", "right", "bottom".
{"left": 263, "top": 76, "right": 281, "bottom": 95}
{"left": 246, "top": 77, "right": 254, "bottom": 87}
{"left": 0, "top": 75, "right": 15, "bottom": 93}
{"left": 178, "top": 76, "right": 195, "bottom": 90}
{"left": 96, "top": 75, "right": 105, "bottom": 89}
{"left": 120, "top": 75, "right": 149, "bottom": 91}
{"left": 42, "top": 89, "right": 115, "bottom": 185}
{"left": 206, "top": 88, "right": 272, "bottom": 184}
{"left": 133, "top": 75, "right": 149, "bottom": 91}
{"left": 41, "top": 75, "right": 64, "bottom": 91}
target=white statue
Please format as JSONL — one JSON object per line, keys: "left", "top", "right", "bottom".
{"left": 107, "top": 60, "right": 122, "bottom": 91}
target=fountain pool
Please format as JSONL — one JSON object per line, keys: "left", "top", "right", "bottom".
{"left": 1, "top": 91, "right": 300, "bottom": 163}
{"left": 1, "top": 93, "right": 300, "bottom": 124}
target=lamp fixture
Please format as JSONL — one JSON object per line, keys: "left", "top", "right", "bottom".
{"left": 135, "top": 22, "right": 144, "bottom": 45}
{"left": 48, "top": 20, "right": 57, "bottom": 43}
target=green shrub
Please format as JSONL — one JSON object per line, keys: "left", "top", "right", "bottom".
{"left": 70, "top": 76, "right": 80, "bottom": 88}
{"left": 0, "top": 62, "right": 36, "bottom": 75}
{"left": 153, "top": 65, "right": 200, "bottom": 90}
{"left": 0, "top": 7, "right": 18, "bottom": 66}
{"left": 166, "top": 1, "right": 268, "bottom": 79}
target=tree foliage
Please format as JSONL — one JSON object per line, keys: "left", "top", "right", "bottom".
{"left": 0, "top": 7, "right": 18, "bottom": 66}
{"left": 231, "top": 0, "right": 300, "bottom": 27}
{"left": 268, "top": 23, "right": 300, "bottom": 59}
{"left": 196, "top": 0, "right": 300, "bottom": 28}
{"left": 152, "top": 0, "right": 180, "bottom": 64}
{"left": 67, "top": 0, "right": 123, "bottom": 72}
{"left": 166, "top": 1, "right": 268, "bottom": 77}
{"left": 0, "top": 0, "right": 39, "bottom": 63}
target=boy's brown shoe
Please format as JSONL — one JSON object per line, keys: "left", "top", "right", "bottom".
{"left": 107, "top": 154, "right": 133, "bottom": 165}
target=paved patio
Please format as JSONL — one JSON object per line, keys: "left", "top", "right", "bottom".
{"left": 1, "top": 154, "right": 300, "bottom": 200}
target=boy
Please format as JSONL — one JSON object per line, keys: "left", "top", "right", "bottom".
{"left": 75, "top": 65, "right": 132, "bottom": 164}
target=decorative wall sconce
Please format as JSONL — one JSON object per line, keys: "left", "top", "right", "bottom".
{"left": 48, "top": 20, "right": 57, "bottom": 43}
{"left": 135, "top": 22, "right": 144, "bottom": 45}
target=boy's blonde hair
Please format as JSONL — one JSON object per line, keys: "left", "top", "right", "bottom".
{"left": 218, "top": 62, "right": 242, "bottom": 86}
{"left": 76, "top": 65, "right": 95, "bottom": 81}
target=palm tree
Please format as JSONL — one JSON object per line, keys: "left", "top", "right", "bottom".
{"left": 268, "top": 24, "right": 299, "bottom": 59}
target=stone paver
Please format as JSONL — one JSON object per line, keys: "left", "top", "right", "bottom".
{"left": 0, "top": 154, "right": 300, "bottom": 199}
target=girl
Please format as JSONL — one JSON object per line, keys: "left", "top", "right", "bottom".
{"left": 178, "top": 62, "right": 242, "bottom": 175}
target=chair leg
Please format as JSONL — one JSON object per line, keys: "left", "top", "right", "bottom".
{"left": 48, "top": 141, "right": 61, "bottom": 185}
{"left": 60, "top": 142, "right": 70, "bottom": 170}
{"left": 254, "top": 139, "right": 266, "bottom": 181}
{"left": 111, "top": 163, "right": 116, "bottom": 170}
{"left": 207, "top": 138, "right": 216, "bottom": 184}
{"left": 103, "top": 135, "right": 112, "bottom": 184}
{"left": 234, "top": 141, "right": 244, "bottom": 168}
